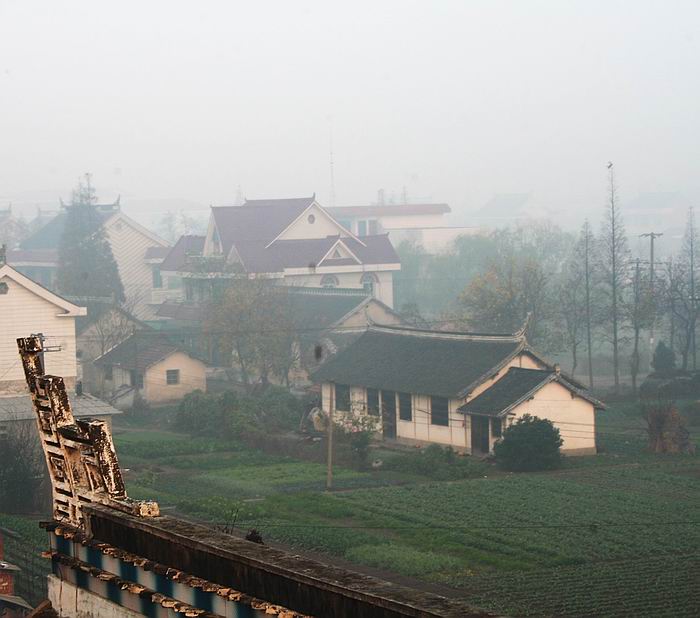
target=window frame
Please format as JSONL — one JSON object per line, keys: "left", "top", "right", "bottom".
{"left": 491, "top": 417, "right": 503, "bottom": 438}
{"left": 430, "top": 395, "right": 449, "bottom": 427}
{"left": 334, "top": 384, "right": 351, "bottom": 412}
{"left": 366, "top": 388, "right": 380, "bottom": 416}
{"left": 398, "top": 392, "right": 412, "bottom": 421}
{"left": 166, "top": 369, "right": 180, "bottom": 385}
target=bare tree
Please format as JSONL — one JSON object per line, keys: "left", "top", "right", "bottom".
{"left": 0, "top": 413, "right": 45, "bottom": 513}
{"left": 624, "top": 259, "right": 656, "bottom": 395}
{"left": 597, "top": 163, "right": 630, "bottom": 393}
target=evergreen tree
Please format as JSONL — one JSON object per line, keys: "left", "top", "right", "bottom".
{"left": 57, "top": 174, "right": 124, "bottom": 302}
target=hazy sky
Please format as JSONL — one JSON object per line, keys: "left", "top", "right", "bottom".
{"left": 1, "top": 0, "right": 698, "bottom": 223}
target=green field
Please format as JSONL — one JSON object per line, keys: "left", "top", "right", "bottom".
{"left": 113, "top": 403, "right": 700, "bottom": 618}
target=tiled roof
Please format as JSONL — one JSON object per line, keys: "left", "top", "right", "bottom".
{"left": 155, "top": 301, "right": 205, "bottom": 322}
{"left": 144, "top": 246, "right": 171, "bottom": 260}
{"left": 6, "top": 248, "right": 59, "bottom": 264}
{"left": 457, "top": 368, "right": 553, "bottom": 416}
{"left": 328, "top": 203, "right": 451, "bottom": 217}
{"left": 457, "top": 367, "right": 604, "bottom": 416}
{"left": 236, "top": 234, "right": 399, "bottom": 273}
{"left": 312, "top": 325, "right": 525, "bottom": 398}
{"left": 212, "top": 197, "right": 316, "bottom": 254}
{"left": 95, "top": 335, "right": 187, "bottom": 372}
{"left": 0, "top": 393, "right": 121, "bottom": 423}
{"left": 160, "top": 234, "right": 205, "bottom": 271}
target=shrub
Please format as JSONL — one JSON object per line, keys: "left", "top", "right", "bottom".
{"left": 651, "top": 341, "right": 676, "bottom": 376}
{"left": 383, "top": 444, "right": 488, "bottom": 480}
{"left": 493, "top": 415, "right": 563, "bottom": 471}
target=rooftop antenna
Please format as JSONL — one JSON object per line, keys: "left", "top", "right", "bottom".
{"left": 328, "top": 116, "right": 336, "bottom": 208}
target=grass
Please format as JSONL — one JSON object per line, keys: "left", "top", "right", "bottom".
{"left": 109, "top": 403, "right": 700, "bottom": 617}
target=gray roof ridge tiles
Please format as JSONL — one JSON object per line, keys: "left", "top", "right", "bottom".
{"left": 367, "top": 323, "right": 526, "bottom": 342}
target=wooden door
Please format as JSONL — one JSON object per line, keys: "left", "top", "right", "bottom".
{"left": 381, "top": 390, "right": 397, "bottom": 439}
{"left": 471, "top": 415, "right": 490, "bottom": 454}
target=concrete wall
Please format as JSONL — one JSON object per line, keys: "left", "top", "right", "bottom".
{"left": 144, "top": 352, "right": 206, "bottom": 404}
{"left": 48, "top": 575, "right": 143, "bottom": 618}
{"left": 0, "top": 274, "right": 78, "bottom": 394}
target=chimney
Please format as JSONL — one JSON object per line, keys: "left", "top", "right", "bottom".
{"left": 554, "top": 363, "right": 561, "bottom": 375}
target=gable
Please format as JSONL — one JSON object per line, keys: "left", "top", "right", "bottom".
{"left": 318, "top": 239, "right": 361, "bottom": 266}
{"left": 272, "top": 203, "right": 357, "bottom": 244}
{"left": 0, "top": 265, "right": 86, "bottom": 316}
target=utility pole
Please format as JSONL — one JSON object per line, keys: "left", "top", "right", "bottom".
{"left": 583, "top": 220, "right": 594, "bottom": 388}
{"left": 326, "top": 383, "right": 335, "bottom": 491}
{"left": 690, "top": 208, "right": 697, "bottom": 370}
{"left": 640, "top": 232, "right": 663, "bottom": 367}
{"left": 328, "top": 118, "right": 336, "bottom": 208}
{"left": 607, "top": 161, "right": 621, "bottom": 393}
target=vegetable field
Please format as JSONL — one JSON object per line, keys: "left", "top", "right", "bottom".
{"left": 113, "top": 404, "right": 700, "bottom": 617}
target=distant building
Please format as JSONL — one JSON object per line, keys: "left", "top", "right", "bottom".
{"left": 20, "top": 197, "right": 172, "bottom": 319}
{"left": 314, "top": 324, "right": 603, "bottom": 455}
{"left": 161, "top": 195, "right": 401, "bottom": 308}
{"left": 328, "top": 202, "right": 478, "bottom": 253}
{"left": 95, "top": 334, "right": 207, "bottom": 406}
{"left": 0, "top": 262, "right": 86, "bottom": 395}
{"left": 0, "top": 531, "right": 31, "bottom": 618}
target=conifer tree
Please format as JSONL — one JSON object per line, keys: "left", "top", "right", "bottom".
{"left": 57, "top": 174, "right": 124, "bottom": 302}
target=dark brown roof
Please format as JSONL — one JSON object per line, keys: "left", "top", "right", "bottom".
{"left": 328, "top": 203, "right": 451, "bottom": 217}
{"left": 160, "top": 235, "right": 206, "bottom": 271}
{"left": 212, "top": 196, "right": 316, "bottom": 254}
{"left": 313, "top": 325, "right": 525, "bottom": 398}
{"left": 156, "top": 301, "right": 205, "bottom": 322}
{"left": 233, "top": 234, "right": 399, "bottom": 273}
{"left": 95, "top": 335, "right": 198, "bottom": 372}
{"left": 6, "top": 248, "right": 59, "bottom": 264}
{"left": 144, "top": 246, "right": 171, "bottom": 260}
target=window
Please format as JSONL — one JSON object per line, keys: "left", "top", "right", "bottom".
{"left": 491, "top": 417, "right": 503, "bottom": 438}
{"left": 104, "top": 366, "right": 113, "bottom": 381}
{"left": 152, "top": 266, "right": 163, "bottom": 289}
{"left": 307, "top": 214, "right": 316, "bottom": 224}
{"left": 320, "top": 274, "right": 339, "bottom": 288}
{"left": 398, "top": 392, "right": 412, "bottom": 421}
{"left": 366, "top": 388, "right": 380, "bottom": 416}
{"left": 368, "top": 220, "right": 378, "bottom": 235}
{"left": 130, "top": 370, "right": 144, "bottom": 389}
{"left": 335, "top": 384, "right": 350, "bottom": 411}
{"left": 166, "top": 369, "right": 180, "bottom": 385}
{"left": 357, "top": 220, "right": 367, "bottom": 237}
{"left": 360, "top": 272, "right": 378, "bottom": 295}
{"left": 430, "top": 396, "right": 449, "bottom": 426}
{"left": 0, "top": 282, "right": 8, "bottom": 295}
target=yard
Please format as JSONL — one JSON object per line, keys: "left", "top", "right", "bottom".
{"left": 112, "top": 402, "right": 700, "bottom": 617}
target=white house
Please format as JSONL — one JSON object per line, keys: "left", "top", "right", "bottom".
{"left": 20, "top": 198, "right": 172, "bottom": 319}
{"left": 0, "top": 262, "right": 86, "bottom": 395}
{"left": 160, "top": 196, "right": 401, "bottom": 308}
{"left": 327, "top": 203, "right": 479, "bottom": 254}
{"left": 313, "top": 325, "right": 603, "bottom": 455}
{"left": 0, "top": 261, "right": 121, "bottom": 428}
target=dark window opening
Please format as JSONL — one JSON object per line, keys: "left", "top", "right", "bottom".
{"left": 152, "top": 266, "right": 163, "bottom": 289}
{"left": 430, "top": 396, "right": 449, "bottom": 426}
{"left": 130, "top": 370, "right": 144, "bottom": 389}
{"left": 335, "top": 384, "right": 350, "bottom": 411}
{"left": 104, "top": 366, "right": 113, "bottom": 381}
{"left": 166, "top": 369, "right": 180, "bottom": 385}
{"left": 357, "top": 220, "right": 367, "bottom": 237}
{"left": 367, "top": 388, "right": 379, "bottom": 416}
{"left": 398, "top": 392, "right": 412, "bottom": 421}
{"left": 491, "top": 417, "right": 503, "bottom": 438}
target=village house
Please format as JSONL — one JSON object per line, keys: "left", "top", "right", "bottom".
{"left": 95, "top": 335, "right": 207, "bottom": 406}
{"left": 313, "top": 324, "right": 603, "bottom": 455}
{"left": 160, "top": 195, "right": 401, "bottom": 308}
{"left": 19, "top": 197, "right": 173, "bottom": 320}
{"left": 0, "top": 260, "right": 121, "bottom": 432}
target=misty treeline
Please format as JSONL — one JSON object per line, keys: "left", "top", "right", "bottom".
{"left": 397, "top": 202, "right": 699, "bottom": 395}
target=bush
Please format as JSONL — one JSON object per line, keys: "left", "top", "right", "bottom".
{"left": 493, "top": 415, "right": 563, "bottom": 471}
{"left": 383, "top": 444, "right": 488, "bottom": 480}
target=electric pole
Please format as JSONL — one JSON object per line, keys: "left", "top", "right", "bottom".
{"left": 691, "top": 208, "right": 697, "bottom": 371}
{"left": 326, "top": 383, "right": 335, "bottom": 491}
{"left": 640, "top": 231, "right": 663, "bottom": 366}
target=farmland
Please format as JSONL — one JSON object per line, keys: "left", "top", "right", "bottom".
{"left": 114, "top": 403, "right": 700, "bottom": 617}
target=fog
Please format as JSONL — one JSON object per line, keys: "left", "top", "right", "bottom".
{"left": 1, "top": 0, "right": 699, "bottom": 224}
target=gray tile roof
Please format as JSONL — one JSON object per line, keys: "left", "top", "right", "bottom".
{"left": 94, "top": 335, "right": 185, "bottom": 372}
{"left": 457, "top": 367, "right": 604, "bottom": 416}
{"left": 160, "top": 235, "right": 206, "bottom": 272}
{"left": 312, "top": 325, "right": 525, "bottom": 399}
{"left": 0, "top": 393, "right": 121, "bottom": 423}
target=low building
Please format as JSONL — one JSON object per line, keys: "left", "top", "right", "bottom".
{"left": 0, "top": 531, "right": 31, "bottom": 618}
{"left": 313, "top": 325, "right": 603, "bottom": 455}
{"left": 95, "top": 335, "right": 207, "bottom": 406}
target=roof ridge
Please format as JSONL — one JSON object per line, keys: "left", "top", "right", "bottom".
{"left": 367, "top": 323, "right": 525, "bottom": 342}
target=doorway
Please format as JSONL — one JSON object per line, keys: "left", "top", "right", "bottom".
{"left": 470, "top": 415, "right": 490, "bottom": 454}
{"left": 381, "top": 390, "right": 397, "bottom": 439}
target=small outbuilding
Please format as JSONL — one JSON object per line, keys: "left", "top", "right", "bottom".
{"left": 313, "top": 325, "right": 603, "bottom": 455}
{"left": 95, "top": 335, "right": 207, "bottom": 406}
